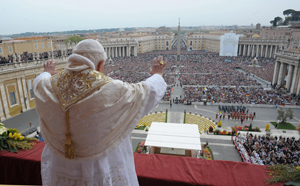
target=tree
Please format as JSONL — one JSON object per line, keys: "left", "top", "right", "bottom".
{"left": 64, "top": 35, "right": 83, "bottom": 45}
{"left": 270, "top": 16, "right": 283, "bottom": 27}
{"left": 282, "top": 9, "right": 300, "bottom": 24}
{"left": 277, "top": 108, "right": 294, "bottom": 124}
{"left": 283, "top": 9, "right": 295, "bottom": 17}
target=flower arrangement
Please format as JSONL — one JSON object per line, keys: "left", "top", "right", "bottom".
{"left": 217, "top": 120, "right": 222, "bottom": 127}
{"left": 231, "top": 126, "right": 261, "bottom": 133}
{"left": 214, "top": 129, "right": 231, "bottom": 135}
{"left": 0, "top": 123, "right": 37, "bottom": 153}
{"left": 203, "top": 148, "right": 212, "bottom": 160}
{"left": 214, "top": 129, "right": 220, "bottom": 134}
{"left": 266, "top": 123, "right": 270, "bottom": 131}
{"left": 135, "top": 141, "right": 147, "bottom": 154}
{"left": 265, "top": 165, "right": 300, "bottom": 184}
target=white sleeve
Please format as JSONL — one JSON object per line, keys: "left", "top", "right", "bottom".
{"left": 33, "top": 72, "right": 51, "bottom": 89}
{"left": 141, "top": 74, "right": 167, "bottom": 116}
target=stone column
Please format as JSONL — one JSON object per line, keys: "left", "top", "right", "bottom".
{"left": 134, "top": 46, "right": 137, "bottom": 56}
{"left": 274, "top": 46, "right": 278, "bottom": 58}
{"left": 0, "top": 94, "right": 5, "bottom": 121}
{"left": 296, "top": 76, "right": 300, "bottom": 94}
{"left": 251, "top": 45, "right": 255, "bottom": 57}
{"left": 247, "top": 45, "right": 250, "bottom": 56}
{"left": 242, "top": 45, "right": 245, "bottom": 56}
{"left": 21, "top": 78, "right": 30, "bottom": 110}
{"left": 286, "top": 65, "right": 294, "bottom": 90}
{"left": 277, "top": 62, "right": 284, "bottom": 86}
{"left": 290, "top": 66, "right": 299, "bottom": 93}
{"left": 272, "top": 61, "right": 280, "bottom": 85}
{"left": 269, "top": 45, "right": 273, "bottom": 58}
{"left": 17, "top": 78, "right": 27, "bottom": 112}
{"left": 112, "top": 47, "right": 114, "bottom": 58}
{"left": 265, "top": 45, "right": 269, "bottom": 58}
{"left": 0, "top": 82, "right": 11, "bottom": 119}
{"left": 261, "top": 45, "right": 264, "bottom": 58}
{"left": 127, "top": 46, "right": 130, "bottom": 56}
{"left": 118, "top": 47, "right": 121, "bottom": 57}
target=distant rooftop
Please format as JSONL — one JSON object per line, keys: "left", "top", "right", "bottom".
{"left": 1, "top": 37, "right": 13, "bottom": 41}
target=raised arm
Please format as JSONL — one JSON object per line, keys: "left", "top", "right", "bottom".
{"left": 33, "top": 59, "right": 58, "bottom": 88}
{"left": 142, "top": 56, "right": 167, "bottom": 116}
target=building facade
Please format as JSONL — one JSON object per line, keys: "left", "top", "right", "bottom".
{"left": 0, "top": 37, "right": 53, "bottom": 58}
{"left": 0, "top": 56, "right": 68, "bottom": 121}
{"left": 186, "top": 34, "right": 221, "bottom": 52}
{"left": 272, "top": 50, "right": 300, "bottom": 94}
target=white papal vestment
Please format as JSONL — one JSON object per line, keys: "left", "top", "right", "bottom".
{"left": 33, "top": 70, "right": 166, "bottom": 186}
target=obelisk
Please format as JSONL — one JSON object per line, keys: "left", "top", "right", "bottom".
{"left": 177, "top": 18, "right": 181, "bottom": 66}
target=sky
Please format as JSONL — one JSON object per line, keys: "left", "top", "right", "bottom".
{"left": 0, "top": 0, "right": 299, "bottom": 35}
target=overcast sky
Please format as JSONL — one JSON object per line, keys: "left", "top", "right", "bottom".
{"left": 0, "top": 0, "right": 298, "bottom": 35}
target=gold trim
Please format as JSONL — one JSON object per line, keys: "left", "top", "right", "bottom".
{"left": 50, "top": 69, "right": 112, "bottom": 111}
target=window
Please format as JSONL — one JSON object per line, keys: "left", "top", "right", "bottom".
{"left": 30, "top": 89, "right": 34, "bottom": 98}
{"left": 0, "top": 47, "right": 2, "bottom": 54}
{"left": 9, "top": 46, "right": 12, "bottom": 53}
{"left": 48, "top": 42, "right": 51, "bottom": 47}
{"left": 42, "top": 43, "right": 45, "bottom": 48}
{"left": 27, "top": 80, "right": 34, "bottom": 98}
{"left": 9, "top": 92, "right": 17, "bottom": 105}
{"left": 35, "top": 44, "right": 38, "bottom": 49}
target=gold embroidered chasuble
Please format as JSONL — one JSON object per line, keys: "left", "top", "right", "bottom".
{"left": 34, "top": 68, "right": 150, "bottom": 161}
{"left": 51, "top": 69, "right": 113, "bottom": 111}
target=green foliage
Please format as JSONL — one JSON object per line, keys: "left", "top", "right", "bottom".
{"left": 249, "top": 123, "right": 252, "bottom": 131}
{"left": 265, "top": 165, "right": 300, "bottom": 184}
{"left": 165, "top": 111, "right": 168, "bottom": 123}
{"left": 270, "top": 16, "right": 283, "bottom": 27}
{"left": 270, "top": 122, "right": 296, "bottom": 130}
{"left": 64, "top": 36, "right": 83, "bottom": 45}
{"left": 183, "top": 112, "right": 186, "bottom": 124}
{"left": 277, "top": 108, "right": 294, "bottom": 124}
{"left": 214, "top": 129, "right": 220, "bottom": 134}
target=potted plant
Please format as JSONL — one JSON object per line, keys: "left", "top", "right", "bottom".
{"left": 214, "top": 129, "right": 220, "bottom": 135}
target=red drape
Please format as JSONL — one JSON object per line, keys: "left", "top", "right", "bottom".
{"left": 0, "top": 142, "right": 283, "bottom": 186}
{"left": 0, "top": 141, "right": 45, "bottom": 185}
{"left": 134, "top": 153, "right": 283, "bottom": 186}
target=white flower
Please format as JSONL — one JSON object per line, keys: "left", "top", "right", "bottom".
{"left": 0, "top": 126, "right": 7, "bottom": 135}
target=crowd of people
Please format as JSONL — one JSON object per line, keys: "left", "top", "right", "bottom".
{"left": 0, "top": 50, "right": 73, "bottom": 64}
{"left": 183, "top": 87, "right": 300, "bottom": 105}
{"left": 179, "top": 53, "right": 275, "bottom": 83}
{"left": 104, "top": 52, "right": 176, "bottom": 85}
{"left": 180, "top": 73, "right": 260, "bottom": 86}
{"left": 235, "top": 133, "right": 300, "bottom": 166}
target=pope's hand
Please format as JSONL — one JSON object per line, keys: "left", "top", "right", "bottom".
{"left": 44, "top": 59, "right": 58, "bottom": 76}
{"left": 150, "top": 56, "right": 166, "bottom": 76}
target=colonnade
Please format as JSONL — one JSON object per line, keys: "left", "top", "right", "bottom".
{"left": 238, "top": 44, "right": 281, "bottom": 58}
{"left": 103, "top": 45, "right": 137, "bottom": 58}
{"left": 272, "top": 52, "right": 300, "bottom": 94}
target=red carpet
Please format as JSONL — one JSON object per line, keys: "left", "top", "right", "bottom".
{"left": 0, "top": 142, "right": 283, "bottom": 186}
